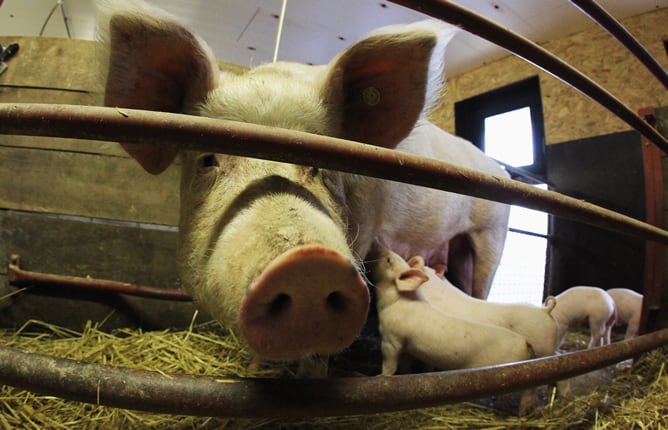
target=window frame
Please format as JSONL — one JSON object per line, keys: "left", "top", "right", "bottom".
{"left": 454, "top": 76, "right": 546, "bottom": 181}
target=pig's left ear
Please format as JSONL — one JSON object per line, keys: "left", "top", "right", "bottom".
{"left": 323, "top": 20, "right": 456, "bottom": 149}
{"left": 396, "top": 268, "right": 429, "bottom": 292}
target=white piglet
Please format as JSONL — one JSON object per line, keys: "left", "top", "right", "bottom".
{"left": 370, "top": 246, "right": 537, "bottom": 416}
{"left": 606, "top": 288, "right": 643, "bottom": 340}
{"left": 405, "top": 254, "right": 559, "bottom": 359}
{"left": 548, "top": 286, "right": 617, "bottom": 348}
{"left": 97, "top": 0, "right": 509, "bottom": 361}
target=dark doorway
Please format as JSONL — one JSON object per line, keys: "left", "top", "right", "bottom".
{"left": 546, "top": 130, "right": 646, "bottom": 296}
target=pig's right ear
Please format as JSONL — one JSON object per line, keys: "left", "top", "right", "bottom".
{"left": 396, "top": 268, "right": 429, "bottom": 293}
{"left": 322, "top": 21, "right": 456, "bottom": 149}
{"left": 97, "top": 2, "right": 219, "bottom": 174}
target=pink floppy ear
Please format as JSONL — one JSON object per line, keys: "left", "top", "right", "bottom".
{"left": 101, "top": 9, "right": 218, "bottom": 174}
{"left": 396, "top": 268, "right": 429, "bottom": 292}
{"left": 407, "top": 255, "right": 425, "bottom": 270}
{"left": 322, "top": 21, "right": 456, "bottom": 149}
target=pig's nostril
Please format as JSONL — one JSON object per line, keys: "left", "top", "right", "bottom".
{"left": 268, "top": 293, "right": 291, "bottom": 317}
{"left": 325, "top": 291, "right": 348, "bottom": 313}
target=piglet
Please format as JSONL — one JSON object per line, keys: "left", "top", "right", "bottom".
{"left": 548, "top": 286, "right": 617, "bottom": 348}
{"left": 606, "top": 288, "right": 643, "bottom": 340}
{"left": 406, "top": 254, "right": 558, "bottom": 359}
{"left": 369, "top": 246, "right": 537, "bottom": 416}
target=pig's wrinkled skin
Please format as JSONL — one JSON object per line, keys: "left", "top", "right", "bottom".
{"left": 606, "top": 288, "right": 643, "bottom": 340}
{"left": 548, "top": 286, "right": 617, "bottom": 348}
{"left": 369, "top": 246, "right": 536, "bottom": 416}
{"left": 96, "top": 0, "right": 508, "bottom": 360}
{"left": 405, "top": 254, "right": 558, "bottom": 359}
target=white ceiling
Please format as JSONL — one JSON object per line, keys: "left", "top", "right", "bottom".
{"left": 1, "top": 0, "right": 666, "bottom": 77}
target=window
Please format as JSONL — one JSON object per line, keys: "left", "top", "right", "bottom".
{"left": 455, "top": 76, "right": 545, "bottom": 181}
{"left": 455, "top": 76, "right": 548, "bottom": 304}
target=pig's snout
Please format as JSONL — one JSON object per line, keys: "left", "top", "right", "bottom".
{"left": 239, "top": 245, "right": 369, "bottom": 360}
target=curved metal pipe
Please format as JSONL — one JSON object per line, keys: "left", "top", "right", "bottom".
{"left": 388, "top": 0, "right": 668, "bottom": 154}
{"left": 570, "top": 0, "right": 668, "bottom": 89}
{"left": 8, "top": 254, "right": 193, "bottom": 302}
{"left": 1, "top": 103, "right": 667, "bottom": 245}
{"left": 0, "top": 328, "right": 666, "bottom": 418}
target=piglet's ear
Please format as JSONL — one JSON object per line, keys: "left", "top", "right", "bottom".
{"left": 323, "top": 21, "right": 456, "bottom": 149}
{"left": 99, "top": 5, "right": 219, "bottom": 174}
{"left": 396, "top": 268, "right": 429, "bottom": 292}
{"left": 407, "top": 255, "right": 425, "bottom": 270}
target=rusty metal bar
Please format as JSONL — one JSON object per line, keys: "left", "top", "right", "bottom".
{"left": 2, "top": 103, "right": 668, "bottom": 246}
{"left": 7, "top": 254, "right": 193, "bottom": 302}
{"left": 570, "top": 0, "right": 668, "bottom": 89}
{"left": 0, "top": 328, "right": 666, "bottom": 418}
{"left": 389, "top": 0, "right": 668, "bottom": 154}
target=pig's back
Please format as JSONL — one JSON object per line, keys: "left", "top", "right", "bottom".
{"left": 607, "top": 288, "right": 642, "bottom": 323}
{"left": 399, "top": 121, "right": 509, "bottom": 177}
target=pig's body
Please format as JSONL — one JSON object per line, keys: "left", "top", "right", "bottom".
{"left": 606, "top": 288, "right": 643, "bottom": 340}
{"left": 405, "top": 255, "right": 558, "bottom": 358}
{"left": 549, "top": 286, "right": 617, "bottom": 348}
{"left": 370, "top": 246, "right": 536, "bottom": 416}
{"left": 377, "top": 122, "right": 510, "bottom": 298}
{"left": 97, "top": 0, "right": 508, "bottom": 360}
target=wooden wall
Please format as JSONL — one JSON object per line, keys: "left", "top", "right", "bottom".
{"left": 431, "top": 7, "right": 668, "bottom": 145}
{"left": 0, "top": 36, "right": 191, "bottom": 330}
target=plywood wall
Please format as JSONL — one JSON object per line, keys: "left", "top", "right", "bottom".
{"left": 431, "top": 7, "right": 668, "bottom": 145}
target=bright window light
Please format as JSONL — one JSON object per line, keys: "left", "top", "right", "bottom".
{"left": 484, "top": 106, "right": 534, "bottom": 167}
{"left": 487, "top": 184, "right": 548, "bottom": 306}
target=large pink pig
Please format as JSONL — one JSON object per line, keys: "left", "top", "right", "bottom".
{"left": 97, "top": 0, "right": 508, "bottom": 360}
{"left": 376, "top": 123, "right": 510, "bottom": 298}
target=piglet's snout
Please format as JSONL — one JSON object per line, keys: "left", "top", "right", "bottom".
{"left": 239, "top": 245, "right": 369, "bottom": 360}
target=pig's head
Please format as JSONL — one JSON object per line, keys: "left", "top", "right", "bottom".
{"left": 97, "top": 0, "right": 455, "bottom": 360}
{"left": 368, "top": 245, "right": 429, "bottom": 308}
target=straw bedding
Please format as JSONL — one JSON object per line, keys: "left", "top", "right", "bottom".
{"left": 0, "top": 317, "right": 666, "bottom": 429}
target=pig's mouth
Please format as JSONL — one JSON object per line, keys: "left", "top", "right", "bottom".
{"left": 239, "top": 244, "right": 370, "bottom": 360}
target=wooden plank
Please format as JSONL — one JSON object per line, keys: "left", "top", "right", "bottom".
{"left": 639, "top": 107, "right": 665, "bottom": 334}
{"left": 0, "top": 210, "right": 207, "bottom": 330}
{"left": 0, "top": 37, "right": 98, "bottom": 91}
{"left": 0, "top": 146, "right": 180, "bottom": 226}
{"left": 0, "top": 36, "right": 247, "bottom": 90}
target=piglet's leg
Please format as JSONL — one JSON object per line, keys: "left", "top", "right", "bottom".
{"left": 381, "top": 338, "right": 402, "bottom": 376}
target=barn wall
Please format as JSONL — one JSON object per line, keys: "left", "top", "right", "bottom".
{"left": 431, "top": 7, "right": 668, "bottom": 145}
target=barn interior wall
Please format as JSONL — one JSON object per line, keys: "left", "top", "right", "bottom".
{"left": 430, "top": 7, "right": 668, "bottom": 146}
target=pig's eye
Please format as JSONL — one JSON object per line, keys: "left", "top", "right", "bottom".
{"left": 198, "top": 154, "right": 219, "bottom": 169}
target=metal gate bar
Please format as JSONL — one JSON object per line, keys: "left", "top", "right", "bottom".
{"left": 570, "top": 0, "right": 668, "bottom": 89}
{"left": 8, "top": 254, "right": 193, "bottom": 302}
{"left": 389, "top": 0, "right": 668, "bottom": 153}
{"left": 0, "top": 328, "right": 665, "bottom": 418}
{"left": 1, "top": 103, "right": 666, "bottom": 245}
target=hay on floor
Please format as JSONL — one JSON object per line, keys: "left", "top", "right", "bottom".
{"left": 0, "top": 319, "right": 666, "bottom": 429}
